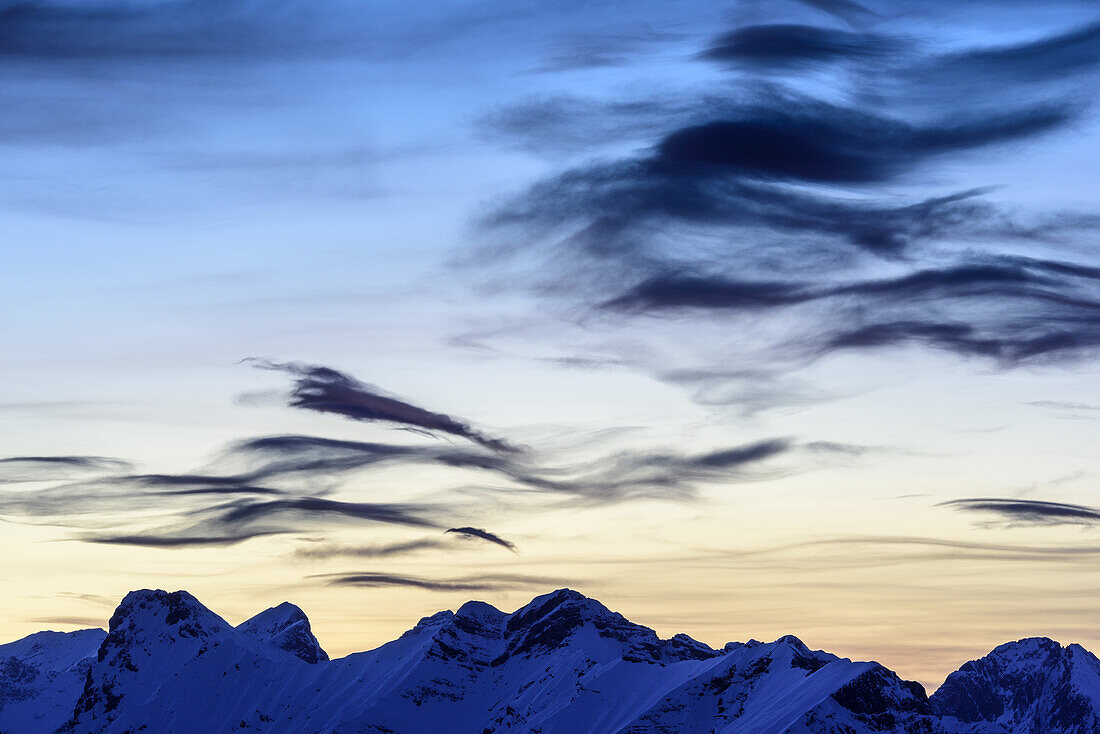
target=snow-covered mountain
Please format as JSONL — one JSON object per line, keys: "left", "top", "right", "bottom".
{"left": 1, "top": 588, "right": 1097, "bottom": 733}
{"left": 930, "top": 637, "right": 1100, "bottom": 733}
{"left": 0, "top": 628, "right": 104, "bottom": 734}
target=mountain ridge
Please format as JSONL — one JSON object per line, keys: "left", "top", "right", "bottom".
{"left": 1, "top": 588, "right": 1096, "bottom": 733}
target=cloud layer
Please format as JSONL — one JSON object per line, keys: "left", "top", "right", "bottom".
{"left": 0, "top": 364, "right": 823, "bottom": 557}
{"left": 475, "top": 8, "right": 1100, "bottom": 408}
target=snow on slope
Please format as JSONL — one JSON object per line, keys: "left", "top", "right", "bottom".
{"left": 0, "top": 628, "right": 104, "bottom": 734}
{"left": 2, "top": 588, "right": 1098, "bottom": 733}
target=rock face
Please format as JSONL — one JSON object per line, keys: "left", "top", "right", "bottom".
{"left": 2, "top": 588, "right": 1098, "bottom": 733}
{"left": 237, "top": 602, "right": 329, "bottom": 664}
{"left": 930, "top": 637, "right": 1100, "bottom": 733}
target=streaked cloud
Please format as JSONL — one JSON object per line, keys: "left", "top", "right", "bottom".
{"left": 939, "top": 498, "right": 1100, "bottom": 528}
{"left": 0, "top": 456, "right": 132, "bottom": 484}
{"left": 447, "top": 526, "right": 518, "bottom": 552}
{"left": 315, "top": 571, "right": 571, "bottom": 592}
{"left": 251, "top": 360, "right": 521, "bottom": 454}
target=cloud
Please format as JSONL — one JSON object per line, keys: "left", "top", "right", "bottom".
{"left": 922, "top": 20, "right": 1100, "bottom": 88}
{"left": 231, "top": 433, "right": 797, "bottom": 505}
{"left": 0, "top": 0, "right": 357, "bottom": 61}
{"left": 671, "top": 100, "right": 1071, "bottom": 175}
{"left": 601, "top": 257, "right": 1100, "bottom": 364}
{"left": 293, "top": 539, "right": 451, "bottom": 559}
{"left": 81, "top": 496, "right": 442, "bottom": 548}
{"left": 250, "top": 360, "right": 520, "bottom": 453}
{"left": 489, "top": 95, "right": 1072, "bottom": 259}
{"left": 213, "top": 497, "right": 439, "bottom": 528}
{"left": 83, "top": 531, "right": 288, "bottom": 548}
{"left": 0, "top": 455, "right": 132, "bottom": 484}
{"left": 704, "top": 533, "right": 1100, "bottom": 571}
{"left": 699, "top": 25, "right": 894, "bottom": 68}
{"left": 0, "top": 428, "right": 811, "bottom": 552}
{"left": 479, "top": 95, "right": 694, "bottom": 156}
{"left": 315, "top": 571, "right": 568, "bottom": 592}
{"left": 56, "top": 592, "right": 117, "bottom": 608}
{"left": 792, "top": 0, "right": 876, "bottom": 23}
{"left": 446, "top": 526, "right": 518, "bottom": 552}
{"left": 939, "top": 498, "right": 1100, "bottom": 528}
{"left": 1026, "top": 400, "right": 1100, "bottom": 412}
{"left": 473, "top": 11, "right": 1100, "bottom": 405}
{"left": 30, "top": 617, "right": 105, "bottom": 628}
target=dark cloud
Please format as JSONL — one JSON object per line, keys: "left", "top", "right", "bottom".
{"left": 475, "top": 13, "right": 1100, "bottom": 401}
{"left": 108, "top": 474, "right": 288, "bottom": 497}
{"left": 519, "top": 438, "right": 796, "bottom": 504}
{"left": 0, "top": 428, "right": 811, "bottom": 552}
{"left": 700, "top": 25, "right": 893, "bottom": 68}
{"left": 232, "top": 433, "right": 797, "bottom": 505}
{"left": 315, "top": 571, "right": 567, "bottom": 592}
{"left": 213, "top": 497, "right": 439, "bottom": 528}
{"left": 601, "top": 257, "right": 1100, "bottom": 364}
{"left": 652, "top": 105, "right": 1068, "bottom": 184}
{"left": 250, "top": 360, "right": 520, "bottom": 454}
{"left": 446, "top": 526, "right": 518, "bottom": 552}
{"left": 83, "top": 531, "right": 288, "bottom": 548}
{"left": 490, "top": 96, "right": 1071, "bottom": 261}
{"left": 81, "top": 496, "right": 442, "bottom": 549}
{"left": 939, "top": 498, "right": 1100, "bottom": 528}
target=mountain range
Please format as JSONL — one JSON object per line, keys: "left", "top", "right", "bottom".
{"left": 1, "top": 588, "right": 1098, "bottom": 733}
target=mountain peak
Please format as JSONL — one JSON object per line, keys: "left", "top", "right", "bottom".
{"left": 16, "top": 588, "right": 1100, "bottom": 733}
{"left": 931, "top": 634, "right": 1100, "bottom": 731}
{"left": 506, "top": 588, "right": 607, "bottom": 631}
{"left": 773, "top": 633, "right": 809, "bottom": 650}
{"left": 109, "top": 589, "right": 230, "bottom": 639}
{"left": 455, "top": 599, "right": 503, "bottom": 619}
{"left": 453, "top": 600, "right": 507, "bottom": 635}
{"left": 238, "top": 601, "right": 328, "bottom": 664}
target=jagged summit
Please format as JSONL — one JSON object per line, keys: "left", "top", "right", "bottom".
{"left": 508, "top": 587, "right": 603, "bottom": 621}
{"left": 238, "top": 601, "right": 328, "bottom": 664}
{"left": 107, "top": 588, "right": 232, "bottom": 641}
{"left": 454, "top": 599, "right": 505, "bottom": 620}
{"left": 6, "top": 589, "right": 1100, "bottom": 733}
{"left": 931, "top": 635, "right": 1100, "bottom": 733}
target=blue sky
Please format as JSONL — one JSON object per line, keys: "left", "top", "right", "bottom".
{"left": 3, "top": 0, "right": 1100, "bottom": 686}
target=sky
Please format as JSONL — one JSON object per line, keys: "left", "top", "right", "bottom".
{"left": 3, "top": 0, "right": 1100, "bottom": 689}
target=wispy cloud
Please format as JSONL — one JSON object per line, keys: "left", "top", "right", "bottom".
{"left": 30, "top": 616, "right": 105, "bottom": 628}
{"left": 447, "top": 526, "right": 518, "bottom": 552}
{"left": 472, "top": 9, "right": 1100, "bottom": 410}
{"left": 250, "top": 360, "right": 521, "bottom": 453}
{"left": 0, "top": 455, "right": 132, "bottom": 484}
{"left": 0, "top": 426, "right": 822, "bottom": 549}
{"left": 939, "top": 498, "right": 1100, "bottom": 528}
{"left": 293, "top": 539, "right": 451, "bottom": 560}
{"left": 314, "top": 571, "right": 569, "bottom": 592}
